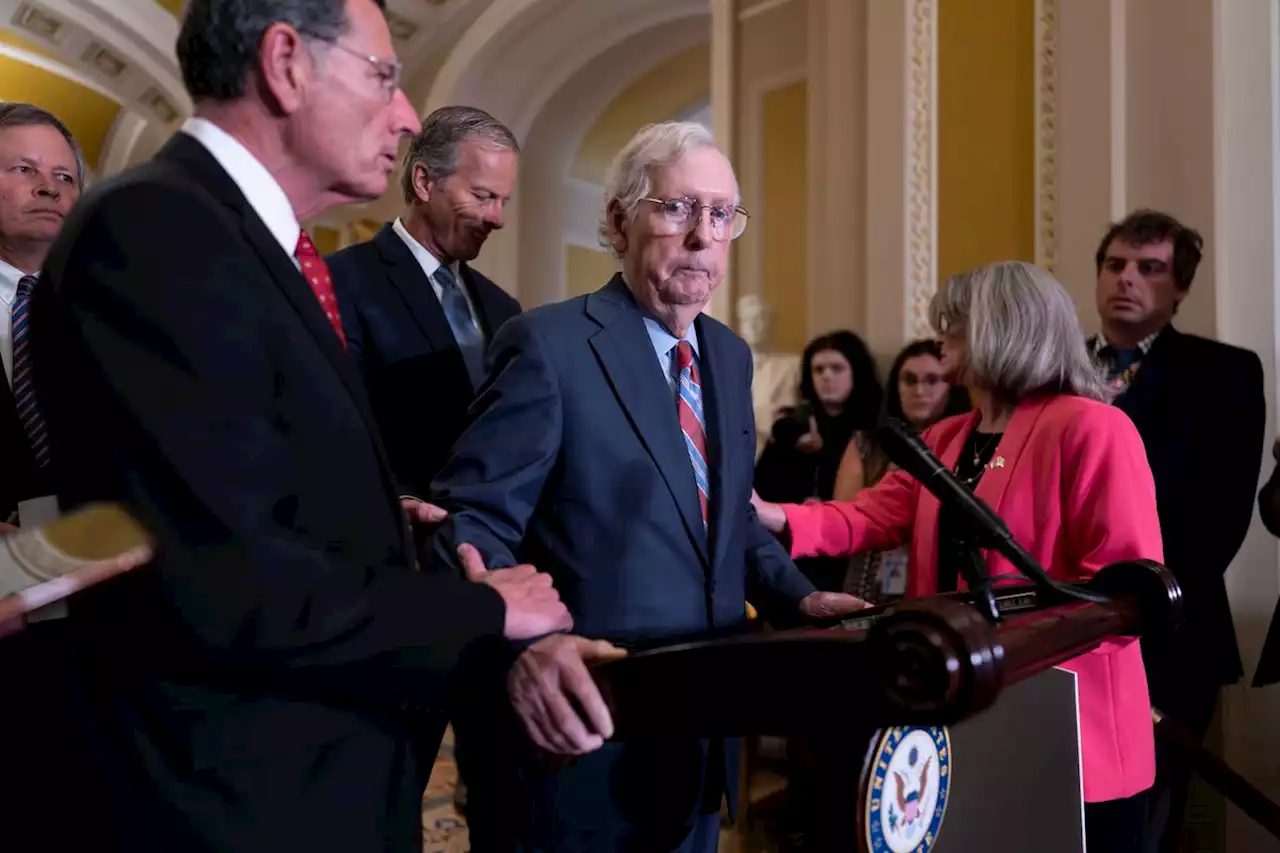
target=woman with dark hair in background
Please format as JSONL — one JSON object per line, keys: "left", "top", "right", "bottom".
{"left": 836, "top": 339, "right": 971, "bottom": 603}
{"left": 754, "top": 330, "right": 883, "bottom": 591}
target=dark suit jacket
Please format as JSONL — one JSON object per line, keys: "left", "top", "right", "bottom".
{"left": 1111, "top": 326, "right": 1264, "bottom": 688}
{"left": 428, "top": 274, "right": 815, "bottom": 851}
{"left": 1254, "top": 461, "right": 1280, "bottom": 685}
{"left": 0, "top": 277, "right": 81, "bottom": 845}
{"left": 328, "top": 223, "right": 520, "bottom": 498}
{"left": 0, "top": 375, "right": 45, "bottom": 517}
{"left": 30, "top": 132, "right": 506, "bottom": 853}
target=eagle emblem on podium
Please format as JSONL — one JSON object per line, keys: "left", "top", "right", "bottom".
{"left": 865, "top": 725, "right": 951, "bottom": 853}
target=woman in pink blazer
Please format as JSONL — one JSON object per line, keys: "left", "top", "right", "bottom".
{"left": 755, "top": 261, "right": 1160, "bottom": 852}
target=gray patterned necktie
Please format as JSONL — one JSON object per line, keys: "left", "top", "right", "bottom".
{"left": 434, "top": 266, "right": 485, "bottom": 387}
{"left": 12, "top": 274, "right": 50, "bottom": 468}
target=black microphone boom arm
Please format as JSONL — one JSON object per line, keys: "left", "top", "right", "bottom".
{"left": 874, "top": 418, "right": 1109, "bottom": 613}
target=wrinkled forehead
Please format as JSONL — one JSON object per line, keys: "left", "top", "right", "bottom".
{"left": 0, "top": 124, "right": 76, "bottom": 166}
{"left": 648, "top": 146, "right": 739, "bottom": 203}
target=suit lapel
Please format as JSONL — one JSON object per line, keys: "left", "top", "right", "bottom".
{"left": 971, "top": 396, "right": 1053, "bottom": 515}
{"left": 0, "top": 378, "right": 36, "bottom": 510}
{"left": 373, "top": 225, "right": 463, "bottom": 357}
{"left": 697, "top": 317, "right": 737, "bottom": 572}
{"left": 1112, "top": 328, "right": 1177, "bottom": 416}
{"left": 158, "top": 136, "right": 406, "bottom": 537}
{"left": 586, "top": 276, "right": 709, "bottom": 566}
{"left": 913, "top": 400, "right": 1049, "bottom": 593}
{"left": 460, "top": 264, "right": 504, "bottom": 339}
{"left": 236, "top": 214, "right": 375, "bottom": 416}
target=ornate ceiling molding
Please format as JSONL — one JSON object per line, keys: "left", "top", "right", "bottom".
{"left": 427, "top": 0, "right": 707, "bottom": 141}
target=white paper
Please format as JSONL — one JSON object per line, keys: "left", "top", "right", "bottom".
{"left": 17, "top": 495, "right": 64, "bottom": 621}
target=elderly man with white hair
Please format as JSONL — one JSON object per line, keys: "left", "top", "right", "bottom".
{"left": 428, "top": 121, "right": 866, "bottom": 852}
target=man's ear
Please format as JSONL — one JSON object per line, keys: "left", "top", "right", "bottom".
{"left": 607, "top": 200, "right": 628, "bottom": 254}
{"left": 258, "top": 23, "right": 312, "bottom": 116}
{"left": 411, "top": 163, "right": 433, "bottom": 204}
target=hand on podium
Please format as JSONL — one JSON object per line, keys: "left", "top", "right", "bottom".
{"left": 799, "top": 590, "right": 872, "bottom": 620}
{"left": 508, "top": 633, "right": 627, "bottom": 755}
{"left": 0, "top": 504, "right": 154, "bottom": 636}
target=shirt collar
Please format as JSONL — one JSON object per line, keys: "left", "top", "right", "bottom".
{"left": 1091, "top": 327, "right": 1164, "bottom": 357}
{"left": 180, "top": 117, "right": 300, "bottom": 258}
{"left": 392, "top": 217, "right": 453, "bottom": 280}
{"left": 643, "top": 315, "right": 700, "bottom": 364}
{"left": 0, "top": 258, "right": 24, "bottom": 307}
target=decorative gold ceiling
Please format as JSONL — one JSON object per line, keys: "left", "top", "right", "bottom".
{"left": 0, "top": 29, "right": 121, "bottom": 168}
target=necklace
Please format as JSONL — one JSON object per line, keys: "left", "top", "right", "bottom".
{"left": 956, "top": 433, "right": 1001, "bottom": 488}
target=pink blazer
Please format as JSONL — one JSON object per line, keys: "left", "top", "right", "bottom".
{"left": 782, "top": 394, "right": 1160, "bottom": 802}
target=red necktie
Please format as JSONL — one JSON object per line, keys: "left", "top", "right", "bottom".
{"left": 295, "top": 231, "right": 346, "bottom": 347}
{"left": 675, "top": 341, "right": 709, "bottom": 524}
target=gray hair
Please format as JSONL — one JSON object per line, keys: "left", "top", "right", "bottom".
{"left": 929, "top": 261, "right": 1110, "bottom": 402}
{"left": 0, "top": 103, "right": 85, "bottom": 189}
{"left": 400, "top": 105, "right": 520, "bottom": 204}
{"left": 597, "top": 121, "right": 738, "bottom": 258}
{"left": 177, "top": 0, "right": 384, "bottom": 101}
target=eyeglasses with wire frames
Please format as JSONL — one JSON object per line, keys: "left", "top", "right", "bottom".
{"left": 637, "top": 197, "right": 750, "bottom": 241}
{"left": 300, "top": 32, "right": 402, "bottom": 103}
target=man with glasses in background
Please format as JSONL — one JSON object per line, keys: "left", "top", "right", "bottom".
{"left": 427, "top": 121, "right": 867, "bottom": 853}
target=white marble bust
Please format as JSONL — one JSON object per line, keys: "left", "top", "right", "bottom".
{"left": 737, "top": 294, "right": 801, "bottom": 459}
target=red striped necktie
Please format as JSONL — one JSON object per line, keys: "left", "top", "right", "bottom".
{"left": 675, "top": 341, "right": 709, "bottom": 525}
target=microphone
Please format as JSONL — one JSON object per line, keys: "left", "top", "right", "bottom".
{"left": 873, "top": 418, "right": 1106, "bottom": 605}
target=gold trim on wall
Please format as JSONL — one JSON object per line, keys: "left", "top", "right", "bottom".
{"left": 1034, "top": 0, "right": 1060, "bottom": 273}
{"left": 906, "top": 0, "right": 937, "bottom": 340}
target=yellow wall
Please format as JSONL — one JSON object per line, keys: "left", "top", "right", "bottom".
{"left": 311, "top": 227, "right": 342, "bottom": 256}
{"left": 760, "top": 80, "right": 808, "bottom": 354}
{"left": 937, "top": 0, "right": 1035, "bottom": 280}
{"left": 0, "top": 54, "right": 120, "bottom": 169}
{"left": 155, "top": 0, "right": 186, "bottom": 15}
{"left": 565, "top": 245, "right": 617, "bottom": 297}
{"left": 571, "top": 44, "right": 710, "bottom": 185}
{"left": 0, "top": 29, "right": 63, "bottom": 64}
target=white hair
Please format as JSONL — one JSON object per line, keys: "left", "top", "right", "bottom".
{"left": 597, "top": 121, "right": 740, "bottom": 258}
{"left": 929, "top": 261, "right": 1111, "bottom": 402}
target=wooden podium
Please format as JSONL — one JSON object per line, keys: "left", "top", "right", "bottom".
{"left": 589, "top": 560, "right": 1180, "bottom": 853}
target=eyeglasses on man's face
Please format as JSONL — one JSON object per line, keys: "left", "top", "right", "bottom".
{"left": 301, "top": 33, "right": 403, "bottom": 103}
{"left": 638, "top": 197, "right": 750, "bottom": 241}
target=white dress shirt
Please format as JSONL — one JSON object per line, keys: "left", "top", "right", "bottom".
{"left": 391, "top": 217, "right": 481, "bottom": 329}
{"left": 0, "top": 258, "right": 23, "bottom": 387}
{"left": 180, "top": 117, "right": 301, "bottom": 267}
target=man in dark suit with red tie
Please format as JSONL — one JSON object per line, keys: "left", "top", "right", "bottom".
{"left": 29, "top": 2, "right": 571, "bottom": 851}
{"left": 428, "top": 121, "right": 867, "bottom": 853}
{"left": 327, "top": 105, "right": 521, "bottom": 501}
